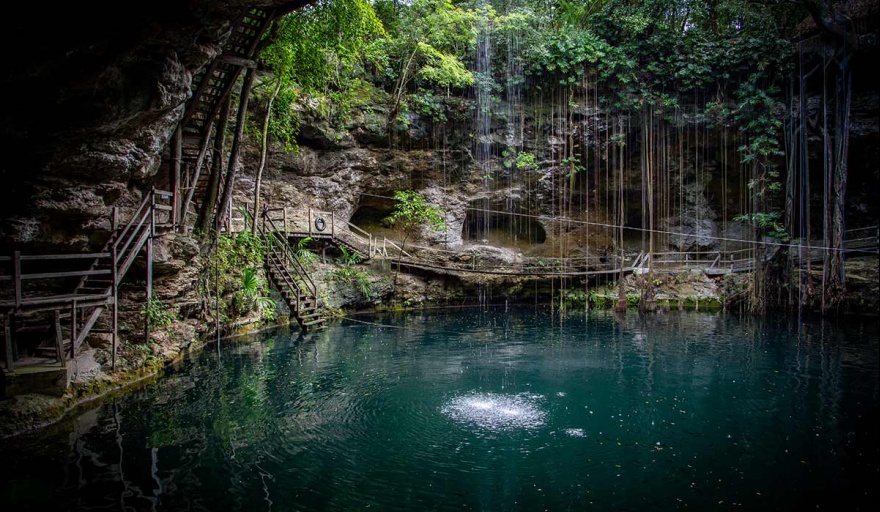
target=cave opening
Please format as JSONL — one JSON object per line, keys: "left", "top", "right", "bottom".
{"left": 349, "top": 195, "right": 403, "bottom": 240}
{"left": 463, "top": 199, "right": 546, "bottom": 251}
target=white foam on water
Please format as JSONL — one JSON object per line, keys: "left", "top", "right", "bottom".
{"left": 564, "top": 428, "right": 586, "bottom": 438}
{"left": 440, "top": 392, "right": 546, "bottom": 431}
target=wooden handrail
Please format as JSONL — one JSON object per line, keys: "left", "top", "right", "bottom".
{"left": 261, "top": 215, "right": 318, "bottom": 299}
{"left": 20, "top": 269, "right": 111, "bottom": 281}
{"left": 346, "top": 222, "right": 372, "bottom": 244}
{"left": 20, "top": 253, "right": 110, "bottom": 261}
{"left": 383, "top": 238, "right": 412, "bottom": 260}
{"left": 114, "top": 191, "right": 154, "bottom": 251}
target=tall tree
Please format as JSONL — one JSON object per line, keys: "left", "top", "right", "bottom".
{"left": 214, "top": 68, "right": 258, "bottom": 235}
{"left": 800, "top": 0, "right": 855, "bottom": 314}
{"left": 195, "top": 96, "right": 233, "bottom": 235}
{"left": 250, "top": 0, "right": 386, "bottom": 232}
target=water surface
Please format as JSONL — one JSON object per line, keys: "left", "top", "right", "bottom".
{"left": 1, "top": 308, "right": 877, "bottom": 511}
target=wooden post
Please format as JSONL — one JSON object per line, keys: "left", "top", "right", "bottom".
{"left": 111, "top": 245, "right": 118, "bottom": 372}
{"left": 283, "top": 208, "right": 288, "bottom": 233}
{"left": 171, "top": 126, "right": 182, "bottom": 231}
{"left": 331, "top": 212, "right": 335, "bottom": 238}
{"left": 308, "top": 209, "right": 313, "bottom": 237}
{"left": 145, "top": 236, "right": 153, "bottom": 345}
{"left": 53, "top": 310, "right": 65, "bottom": 367}
{"left": 13, "top": 251, "right": 21, "bottom": 308}
{"left": 70, "top": 302, "right": 77, "bottom": 359}
{"left": 4, "top": 312, "right": 13, "bottom": 371}
{"left": 150, "top": 188, "right": 157, "bottom": 236}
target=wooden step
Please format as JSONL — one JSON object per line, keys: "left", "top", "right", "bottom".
{"left": 78, "top": 286, "right": 111, "bottom": 293}
{"left": 301, "top": 319, "right": 326, "bottom": 329}
{"left": 14, "top": 325, "right": 52, "bottom": 335}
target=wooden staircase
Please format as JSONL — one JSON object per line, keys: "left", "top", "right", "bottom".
{"left": 175, "top": 7, "right": 276, "bottom": 229}
{"left": 259, "top": 215, "right": 326, "bottom": 332}
{"left": 2, "top": 189, "right": 170, "bottom": 384}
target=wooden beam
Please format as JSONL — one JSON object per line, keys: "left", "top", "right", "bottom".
{"left": 20, "top": 253, "right": 111, "bottom": 261}
{"left": 145, "top": 236, "right": 152, "bottom": 345}
{"left": 112, "top": 243, "right": 118, "bottom": 372}
{"left": 13, "top": 251, "right": 21, "bottom": 308}
{"left": 20, "top": 269, "right": 111, "bottom": 280}
{"left": 4, "top": 312, "right": 12, "bottom": 371}
{"left": 70, "top": 303, "right": 77, "bottom": 359}
{"left": 54, "top": 310, "right": 65, "bottom": 367}
{"left": 171, "top": 126, "right": 182, "bottom": 231}
{"left": 217, "top": 54, "right": 257, "bottom": 69}
{"left": 180, "top": 120, "right": 215, "bottom": 227}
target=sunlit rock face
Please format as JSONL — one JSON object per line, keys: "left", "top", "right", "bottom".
{"left": 0, "top": 1, "right": 310, "bottom": 250}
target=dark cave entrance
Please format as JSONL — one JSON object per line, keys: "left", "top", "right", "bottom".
{"left": 349, "top": 194, "right": 404, "bottom": 240}
{"left": 463, "top": 199, "right": 546, "bottom": 251}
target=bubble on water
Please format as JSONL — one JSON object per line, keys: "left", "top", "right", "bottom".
{"left": 564, "top": 428, "right": 586, "bottom": 438}
{"left": 441, "top": 392, "right": 546, "bottom": 431}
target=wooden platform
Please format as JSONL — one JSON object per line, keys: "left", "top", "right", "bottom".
{"left": 2, "top": 357, "right": 68, "bottom": 398}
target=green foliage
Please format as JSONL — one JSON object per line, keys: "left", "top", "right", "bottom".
{"left": 470, "top": 249, "right": 482, "bottom": 269}
{"left": 733, "top": 212, "right": 789, "bottom": 241}
{"left": 515, "top": 152, "right": 538, "bottom": 171}
{"left": 732, "top": 78, "right": 787, "bottom": 240}
{"left": 385, "top": 190, "right": 446, "bottom": 236}
{"left": 337, "top": 246, "right": 363, "bottom": 267}
{"left": 502, "top": 149, "right": 538, "bottom": 172}
{"left": 142, "top": 298, "right": 176, "bottom": 330}
{"left": 200, "top": 231, "right": 269, "bottom": 321}
{"left": 410, "top": 90, "right": 448, "bottom": 122}
{"left": 331, "top": 267, "right": 374, "bottom": 299}
{"left": 416, "top": 42, "right": 475, "bottom": 88}
{"left": 231, "top": 267, "right": 277, "bottom": 321}
{"left": 296, "top": 237, "right": 319, "bottom": 269}
{"left": 255, "top": 0, "right": 386, "bottom": 150}
{"left": 329, "top": 243, "right": 372, "bottom": 299}
{"left": 523, "top": 26, "right": 611, "bottom": 85}
{"left": 562, "top": 289, "right": 589, "bottom": 307}
{"left": 375, "top": 0, "right": 479, "bottom": 129}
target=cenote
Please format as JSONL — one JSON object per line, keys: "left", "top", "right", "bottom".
{"left": 1, "top": 308, "right": 877, "bottom": 512}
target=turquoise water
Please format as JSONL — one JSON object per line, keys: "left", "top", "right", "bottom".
{"left": 1, "top": 308, "right": 878, "bottom": 511}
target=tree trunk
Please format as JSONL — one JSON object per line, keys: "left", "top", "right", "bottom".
{"left": 252, "top": 79, "right": 283, "bottom": 234}
{"left": 213, "top": 67, "right": 257, "bottom": 235}
{"left": 826, "top": 62, "right": 851, "bottom": 314}
{"left": 195, "top": 97, "right": 232, "bottom": 234}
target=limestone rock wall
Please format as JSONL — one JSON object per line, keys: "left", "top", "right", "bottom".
{"left": 0, "top": 0, "right": 310, "bottom": 251}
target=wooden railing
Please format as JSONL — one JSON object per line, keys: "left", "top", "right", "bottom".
{"left": 226, "top": 205, "right": 879, "bottom": 279}
{"left": 260, "top": 210, "right": 320, "bottom": 307}
{"left": 1, "top": 189, "right": 171, "bottom": 371}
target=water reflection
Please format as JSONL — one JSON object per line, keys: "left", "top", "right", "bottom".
{"left": 1, "top": 308, "right": 877, "bottom": 512}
